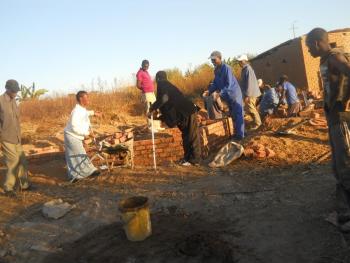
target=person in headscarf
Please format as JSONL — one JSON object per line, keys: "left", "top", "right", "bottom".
{"left": 149, "top": 71, "right": 201, "bottom": 166}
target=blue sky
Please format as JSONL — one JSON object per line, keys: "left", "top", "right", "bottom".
{"left": 0, "top": 0, "right": 349, "bottom": 94}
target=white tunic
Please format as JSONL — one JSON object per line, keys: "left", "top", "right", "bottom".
{"left": 64, "top": 104, "right": 94, "bottom": 140}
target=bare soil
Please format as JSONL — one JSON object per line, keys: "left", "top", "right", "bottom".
{"left": 0, "top": 117, "right": 350, "bottom": 263}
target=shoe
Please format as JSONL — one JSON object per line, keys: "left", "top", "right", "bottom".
{"left": 90, "top": 170, "right": 101, "bottom": 177}
{"left": 70, "top": 178, "right": 80, "bottom": 184}
{"left": 250, "top": 125, "right": 261, "bottom": 131}
{"left": 339, "top": 220, "right": 350, "bottom": 233}
{"left": 21, "top": 184, "right": 34, "bottom": 191}
{"left": 3, "top": 190, "right": 17, "bottom": 198}
{"left": 179, "top": 159, "right": 192, "bottom": 166}
{"left": 231, "top": 135, "right": 243, "bottom": 142}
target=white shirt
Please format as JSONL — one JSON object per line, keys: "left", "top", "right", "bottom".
{"left": 64, "top": 104, "right": 94, "bottom": 140}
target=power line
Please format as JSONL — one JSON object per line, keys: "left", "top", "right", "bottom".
{"left": 290, "top": 21, "right": 298, "bottom": 38}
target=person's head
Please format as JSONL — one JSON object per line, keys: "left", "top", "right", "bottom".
{"left": 276, "top": 83, "right": 284, "bottom": 93}
{"left": 155, "top": 71, "right": 167, "bottom": 83}
{"left": 5, "top": 79, "right": 20, "bottom": 99}
{"left": 306, "top": 28, "right": 330, "bottom": 58}
{"left": 279, "top": 75, "right": 288, "bottom": 85}
{"left": 257, "top": 79, "right": 264, "bottom": 88}
{"left": 76, "top": 91, "right": 89, "bottom": 107}
{"left": 141, "top": 60, "right": 149, "bottom": 71}
{"left": 264, "top": 84, "right": 272, "bottom": 91}
{"left": 209, "top": 51, "right": 222, "bottom": 67}
{"left": 237, "top": 54, "right": 249, "bottom": 67}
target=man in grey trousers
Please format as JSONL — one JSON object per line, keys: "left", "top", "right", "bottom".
{"left": 238, "top": 54, "right": 262, "bottom": 130}
{"left": 306, "top": 28, "right": 350, "bottom": 232}
{"left": 0, "top": 80, "right": 30, "bottom": 197}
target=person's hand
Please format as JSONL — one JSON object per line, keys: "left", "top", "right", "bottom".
{"left": 244, "top": 97, "right": 250, "bottom": 104}
{"left": 202, "top": 90, "right": 209, "bottom": 97}
{"left": 94, "top": 111, "right": 102, "bottom": 117}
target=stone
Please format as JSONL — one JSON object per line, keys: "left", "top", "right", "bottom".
{"left": 42, "top": 199, "right": 75, "bottom": 219}
{"left": 265, "top": 147, "right": 276, "bottom": 158}
{"left": 310, "top": 112, "right": 320, "bottom": 119}
{"left": 0, "top": 249, "right": 7, "bottom": 257}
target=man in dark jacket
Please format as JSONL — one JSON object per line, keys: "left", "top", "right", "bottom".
{"left": 149, "top": 71, "right": 201, "bottom": 166}
{"left": 306, "top": 28, "right": 350, "bottom": 232}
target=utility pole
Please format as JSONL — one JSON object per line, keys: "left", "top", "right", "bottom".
{"left": 290, "top": 21, "right": 298, "bottom": 38}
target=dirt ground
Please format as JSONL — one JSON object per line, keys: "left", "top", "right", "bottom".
{"left": 0, "top": 117, "right": 350, "bottom": 263}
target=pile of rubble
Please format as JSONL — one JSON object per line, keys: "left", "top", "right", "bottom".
{"left": 243, "top": 142, "right": 276, "bottom": 159}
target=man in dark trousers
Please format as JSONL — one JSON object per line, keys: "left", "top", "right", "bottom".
{"left": 149, "top": 71, "right": 201, "bottom": 166}
{"left": 306, "top": 28, "right": 350, "bottom": 232}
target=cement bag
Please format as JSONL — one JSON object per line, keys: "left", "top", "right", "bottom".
{"left": 208, "top": 141, "right": 244, "bottom": 168}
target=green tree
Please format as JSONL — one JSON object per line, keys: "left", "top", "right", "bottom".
{"left": 19, "top": 82, "right": 48, "bottom": 101}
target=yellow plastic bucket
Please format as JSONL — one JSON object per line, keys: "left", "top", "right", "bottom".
{"left": 118, "top": 196, "right": 152, "bottom": 241}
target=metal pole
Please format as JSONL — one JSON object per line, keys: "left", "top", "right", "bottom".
{"left": 151, "top": 113, "right": 157, "bottom": 171}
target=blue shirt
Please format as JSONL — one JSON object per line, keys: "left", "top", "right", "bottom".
{"left": 259, "top": 88, "right": 279, "bottom": 113}
{"left": 240, "top": 64, "right": 261, "bottom": 98}
{"left": 209, "top": 63, "right": 242, "bottom": 102}
{"left": 283, "top": 81, "right": 299, "bottom": 105}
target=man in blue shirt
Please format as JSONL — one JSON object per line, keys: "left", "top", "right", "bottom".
{"left": 206, "top": 51, "right": 245, "bottom": 140}
{"left": 259, "top": 84, "right": 280, "bottom": 119}
{"left": 278, "top": 75, "right": 301, "bottom": 117}
{"left": 238, "top": 55, "right": 262, "bottom": 130}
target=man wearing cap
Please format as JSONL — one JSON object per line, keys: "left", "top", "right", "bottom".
{"left": 237, "top": 55, "right": 262, "bottom": 130}
{"left": 0, "top": 80, "right": 30, "bottom": 197}
{"left": 206, "top": 51, "right": 245, "bottom": 140}
{"left": 136, "top": 60, "right": 162, "bottom": 132}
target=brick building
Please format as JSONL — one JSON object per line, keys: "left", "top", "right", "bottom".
{"left": 250, "top": 28, "right": 350, "bottom": 95}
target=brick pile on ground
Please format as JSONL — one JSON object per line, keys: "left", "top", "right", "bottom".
{"left": 243, "top": 142, "right": 276, "bottom": 159}
{"left": 84, "top": 129, "right": 134, "bottom": 146}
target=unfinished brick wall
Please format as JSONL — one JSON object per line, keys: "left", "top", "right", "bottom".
{"left": 27, "top": 118, "right": 234, "bottom": 168}
{"left": 251, "top": 28, "right": 350, "bottom": 94}
{"left": 133, "top": 118, "right": 234, "bottom": 167}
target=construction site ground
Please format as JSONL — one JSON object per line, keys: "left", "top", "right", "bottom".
{"left": 1, "top": 116, "right": 350, "bottom": 263}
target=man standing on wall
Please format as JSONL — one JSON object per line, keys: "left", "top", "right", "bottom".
{"left": 306, "top": 28, "right": 350, "bottom": 232}
{"left": 237, "top": 55, "right": 262, "bottom": 130}
{"left": 136, "top": 60, "right": 162, "bottom": 132}
{"left": 206, "top": 51, "right": 245, "bottom": 140}
{"left": 0, "top": 80, "right": 30, "bottom": 197}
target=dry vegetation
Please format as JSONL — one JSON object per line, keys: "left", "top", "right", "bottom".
{"left": 20, "top": 63, "right": 241, "bottom": 128}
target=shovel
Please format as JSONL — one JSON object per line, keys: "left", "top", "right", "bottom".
{"left": 275, "top": 120, "right": 309, "bottom": 136}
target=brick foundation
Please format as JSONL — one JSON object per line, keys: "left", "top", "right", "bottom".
{"left": 133, "top": 117, "right": 234, "bottom": 167}
{"left": 27, "top": 118, "right": 234, "bottom": 168}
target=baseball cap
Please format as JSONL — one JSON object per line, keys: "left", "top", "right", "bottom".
{"left": 209, "top": 51, "right": 222, "bottom": 60}
{"left": 237, "top": 54, "right": 248, "bottom": 61}
{"left": 5, "top": 79, "right": 20, "bottom": 92}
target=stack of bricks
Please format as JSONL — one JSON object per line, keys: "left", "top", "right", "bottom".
{"left": 133, "top": 117, "right": 234, "bottom": 167}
